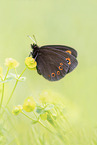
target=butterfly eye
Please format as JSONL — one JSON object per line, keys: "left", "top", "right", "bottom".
{"left": 60, "top": 63, "right": 63, "bottom": 66}
{"left": 51, "top": 73, "right": 55, "bottom": 77}
{"left": 57, "top": 71, "right": 60, "bottom": 75}
{"left": 59, "top": 66, "right": 63, "bottom": 70}
{"left": 66, "top": 58, "right": 71, "bottom": 65}
{"left": 65, "top": 50, "right": 71, "bottom": 55}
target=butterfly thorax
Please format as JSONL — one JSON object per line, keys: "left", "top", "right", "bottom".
{"left": 31, "top": 44, "right": 40, "bottom": 59}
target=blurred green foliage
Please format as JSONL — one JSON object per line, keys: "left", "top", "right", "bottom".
{"left": 0, "top": 0, "right": 97, "bottom": 144}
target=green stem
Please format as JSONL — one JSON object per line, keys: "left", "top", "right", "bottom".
{"left": 6, "top": 80, "right": 18, "bottom": 106}
{"left": 0, "top": 83, "right": 4, "bottom": 110}
{"left": 17, "top": 67, "right": 27, "bottom": 79}
{"left": 22, "top": 111, "right": 54, "bottom": 134}
{"left": 4, "top": 68, "right": 9, "bottom": 80}
{"left": 38, "top": 120, "right": 54, "bottom": 134}
{"left": 14, "top": 68, "right": 18, "bottom": 78}
{"left": 0, "top": 68, "right": 9, "bottom": 110}
{"left": 6, "top": 67, "right": 27, "bottom": 106}
{"left": 21, "top": 111, "right": 36, "bottom": 122}
{"left": 33, "top": 111, "right": 38, "bottom": 119}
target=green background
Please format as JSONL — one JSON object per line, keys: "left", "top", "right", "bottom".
{"left": 0, "top": 0, "right": 97, "bottom": 144}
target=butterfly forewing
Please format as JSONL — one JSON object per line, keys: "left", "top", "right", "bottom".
{"left": 40, "top": 45, "right": 77, "bottom": 58}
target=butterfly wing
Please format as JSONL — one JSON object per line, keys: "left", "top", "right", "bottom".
{"left": 39, "top": 46, "right": 78, "bottom": 73}
{"left": 36, "top": 47, "right": 78, "bottom": 81}
{"left": 40, "top": 45, "right": 77, "bottom": 58}
{"left": 36, "top": 49, "right": 69, "bottom": 81}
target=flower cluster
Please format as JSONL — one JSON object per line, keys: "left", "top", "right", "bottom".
{"left": 0, "top": 57, "right": 37, "bottom": 110}
{"left": 12, "top": 91, "right": 57, "bottom": 123}
{"left": 23, "top": 96, "right": 36, "bottom": 112}
{"left": 5, "top": 58, "right": 19, "bottom": 69}
{"left": 12, "top": 105, "right": 23, "bottom": 115}
{"left": 12, "top": 96, "right": 36, "bottom": 115}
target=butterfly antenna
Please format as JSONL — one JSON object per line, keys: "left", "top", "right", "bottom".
{"left": 33, "top": 35, "right": 37, "bottom": 44}
{"left": 27, "top": 35, "right": 36, "bottom": 44}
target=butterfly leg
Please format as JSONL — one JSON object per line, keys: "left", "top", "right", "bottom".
{"left": 29, "top": 51, "right": 33, "bottom": 57}
{"left": 34, "top": 53, "right": 38, "bottom": 60}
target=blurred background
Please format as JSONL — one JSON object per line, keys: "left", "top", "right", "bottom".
{"left": 0, "top": 0, "right": 97, "bottom": 144}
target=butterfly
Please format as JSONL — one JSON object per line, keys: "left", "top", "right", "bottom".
{"left": 29, "top": 36, "right": 78, "bottom": 81}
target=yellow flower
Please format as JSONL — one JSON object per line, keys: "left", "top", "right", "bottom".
{"left": 5, "top": 58, "right": 19, "bottom": 69}
{"left": 25, "top": 57, "right": 37, "bottom": 70}
{"left": 0, "top": 67, "right": 3, "bottom": 78}
{"left": 12, "top": 105, "right": 23, "bottom": 115}
{"left": 23, "top": 96, "right": 36, "bottom": 112}
{"left": 40, "top": 112, "right": 48, "bottom": 121}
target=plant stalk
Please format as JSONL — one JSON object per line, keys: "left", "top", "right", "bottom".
{"left": 6, "top": 67, "right": 27, "bottom": 106}
{"left": 0, "top": 68, "right": 9, "bottom": 110}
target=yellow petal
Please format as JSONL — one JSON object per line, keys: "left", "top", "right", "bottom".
{"left": 23, "top": 96, "right": 36, "bottom": 112}
{"left": 5, "top": 58, "right": 19, "bottom": 69}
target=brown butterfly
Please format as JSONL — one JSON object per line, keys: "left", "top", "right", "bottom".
{"left": 29, "top": 36, "right": 78, "bottom": 81}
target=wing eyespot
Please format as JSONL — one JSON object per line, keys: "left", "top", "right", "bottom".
{"left": 65, "top": 50, "right": 72, "bottom": 55}
{"left": 51, "top": 73, "right": 55, "bottom": 77}
{"left": 66, "top": 58, "right": 71, "bottom": 65}
{"left": 57, "top": 71, "right": 60, "bottom": 75}
{"left": 59, "top": 66, "right": 63, "bottom": 70}
{"left": 60, "top": 63, "right": 63, "bottom": 66}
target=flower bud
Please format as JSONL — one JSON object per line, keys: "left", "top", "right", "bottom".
{"left": 25, "top": 57, "right": 37, "bottom": 70}
{"left": 5, "top": 58, "right": 19, "bottom": 69}
{"left": 12, "top": 105, "right": 23, "bottom": 115}
{"left": 23, "top": 96, "right": 36, "bottom": 112}
{"left": 40, "top": 112, "right": 48, "bottom": 121}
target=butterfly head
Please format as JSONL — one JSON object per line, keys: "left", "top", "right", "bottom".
{"left": 31, "top": 44, "right": 39, "bottom": 50}
{"left": 29, "top": 44, "right": 39, "bottom": 59}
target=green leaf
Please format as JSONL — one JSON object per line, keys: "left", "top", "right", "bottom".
{"left": 47, "top": 114, "right": 55, "bottom": 126}
{"left": 31, "top": 120, "right": 38, "bottom": 124}
{"left": 36, "top": 104, "right": 54, "bottom": 115}
{"left": 9, "top": 73, "right": 26, "bottom": 81}
{"left": 0, "top": 76, "right": 13, "bottom": 83}
{"left": 44, "top": 104, "right": 54, "bottom": 111}
{"left": 52, "top": 114, "right": 57, "bottom": 120}
{"left": 36, "top": 106, "right": 46, "bottom": 114}
{"left": 18, "top": 76, "right": 26, "bottom": 81}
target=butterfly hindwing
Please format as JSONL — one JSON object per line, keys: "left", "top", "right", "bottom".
{"left": 36, "top": 49, "right": 69, "bottom": 81}
{"left": 39, "top": 47, "right": 78, "bottom": 73}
